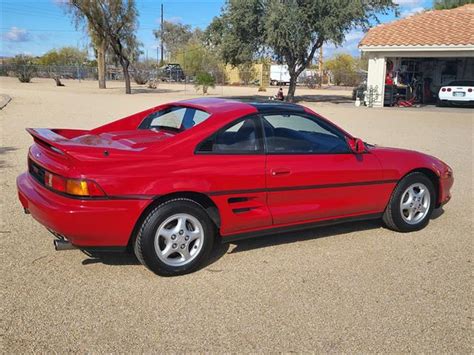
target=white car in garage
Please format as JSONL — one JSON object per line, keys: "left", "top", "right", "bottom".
{"left": 438, "top": 80, "right": 474, "bottom": 106}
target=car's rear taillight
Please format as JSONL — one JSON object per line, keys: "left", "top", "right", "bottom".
{"left": 44, "top": 171, "right": 105, "bottom": 197}
{"left": 447, "top": 88, "right": 452, "bottom": 92}
{"left": 468, "top": 88, "right": 473, "bottom": 93}
{"left": 45, "top": 171, "right": 66, "bottom": 192}
{"left": 441, "top": 88, "right": 446, "bottom": 92}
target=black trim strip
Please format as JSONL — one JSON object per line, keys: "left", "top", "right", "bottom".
{"left": 228, "top": 197, "right": 250, "bottom": 203}
{"left": 209, "top": 179, "right": 398, "bottom": 196}
{"left": 221, "top": 212, "right": 383, "bottom": 243}
{"left": 232, "top": 207, "right": 254, "bottom": 214}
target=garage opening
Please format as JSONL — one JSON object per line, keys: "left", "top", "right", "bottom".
{"left": 383, "top": 57, "right": 474, "bottom": 106}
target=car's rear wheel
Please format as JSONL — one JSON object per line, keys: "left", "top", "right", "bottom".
{"left": 134, "top": 198, "right": 215, "bottom": 276}
{"left": 383, "top": 172, "right": 435, "bottom": 232}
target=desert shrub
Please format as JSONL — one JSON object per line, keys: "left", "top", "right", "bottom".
{"left": 133, "top": 71, "right": 148, "bottom": 85}
{"left": 194, "top": 72, "right": 215, "bottom": 94}
{"left": 302, "top": 75, "right": 321, "bottom": 89}
{"left": 12, "top": 55, "right": 36, "bottom": 83}
{"left": 147, "top": 79, "right": 158, "bottom": 89}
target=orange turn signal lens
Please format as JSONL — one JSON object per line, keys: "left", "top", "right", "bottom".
{"left": 66, "top": 179, "right": 89, "bottom": 196}
{"left": 43, "top": 170, "right": 105, "bottom": 197}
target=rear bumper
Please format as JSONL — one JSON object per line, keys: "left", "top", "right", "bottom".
{"left": 17, "top": 172, "right": 151, "bottom": 247}
{"left": 439, "top": 98, "right": 474, "bottom": 104}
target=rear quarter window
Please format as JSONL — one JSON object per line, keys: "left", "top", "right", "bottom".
{"left": 139, "top": 106, "right": 210, "bottom": 132}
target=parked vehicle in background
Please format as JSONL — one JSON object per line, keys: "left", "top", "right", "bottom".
{"left": 158, "top": 63, "right": 185, "bottom": 82}
{"left": 17, "top": 98, "right": 453, "bottom": 276}
{"left": 270, "top": 65, "right": 291, "bottom": 86}
{"left": 437, "top": 80, "right": 474, "bottom": 106}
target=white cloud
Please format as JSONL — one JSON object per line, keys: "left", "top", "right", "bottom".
{"left": 155, "top": 16, "right": 184, "bottom": 25}
{"left": 401, "top": 6, "right": 425, "bottom": 17}
{"left": 2, "top": 27, "right": 31, "bottom": 42}
{"left": 344, "top": 30, "right": 365, "bottom": 42}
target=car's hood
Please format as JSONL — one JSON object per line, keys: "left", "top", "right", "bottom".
{"left": 369, "top": 144, "right": 451, "bottom": 179}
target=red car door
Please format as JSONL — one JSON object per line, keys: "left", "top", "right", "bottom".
{"left": 193, "top": 115, "right": 272, "bottom": 235}
{"left": 262, "top": 112, "right": 392, "bottom": 226}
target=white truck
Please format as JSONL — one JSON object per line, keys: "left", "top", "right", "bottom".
{"left": 270, "top": 65, "right": 291, "bottom": 86}
{"left": 270, "top": 65, "right": 315, "bottom": 86}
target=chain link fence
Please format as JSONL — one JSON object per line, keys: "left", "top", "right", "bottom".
{"left": 1, "top": 63, "right": 367, "bottom": 99}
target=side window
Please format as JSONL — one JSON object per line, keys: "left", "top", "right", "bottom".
{"left": 263, "top": 114, "right": 349, "bottom": 154}
{"left": 197, "top": 117, "right": 262, "bottom": 154}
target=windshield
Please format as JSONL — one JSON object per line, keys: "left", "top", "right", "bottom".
{"left": 139, "top": 106, "right": 211, "bottom": 132}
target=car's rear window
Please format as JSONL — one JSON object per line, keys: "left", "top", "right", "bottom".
{"left": 139, "top": 106, "right": 210, "bottom": 132}
{"left": 448, "top": 81, "right": 474, "bottom": 86}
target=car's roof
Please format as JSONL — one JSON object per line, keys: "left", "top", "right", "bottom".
{"left": 172, "top": 97, "right": 306, "bottom": 115}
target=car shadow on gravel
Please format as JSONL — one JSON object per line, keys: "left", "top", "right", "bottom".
{"left": 80, "top": 209, "right": 444, "bottom": 269}
{"left": 229, "top": 208, "right": 446, "bottom": 253}
{"left": 80, "top": 241, "right": 231, "bottom": 269}
{"left": 81, "top": 251, "right": 141, "bottom": 266}
{"left": 229, "top": 219, "right": 383, "bottom": 254}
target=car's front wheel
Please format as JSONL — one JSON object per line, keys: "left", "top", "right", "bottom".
{"left": 383, "top": 172, "right": 435, "bottom": 232}
{"left": 134, "top": 198, "right": 215, "bottom": 276}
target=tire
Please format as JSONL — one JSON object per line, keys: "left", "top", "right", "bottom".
{"left": 383, "top": 172, "right": 436, "bottom": 232}
{"left": 134, "top": 198, "right": 215, "bottom": 276}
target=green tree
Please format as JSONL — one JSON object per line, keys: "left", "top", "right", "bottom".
{"left": 207, "top": 0, "right": 397, "bottom": 101}
{"left": 154, "top": 21, "right": 193, "bottom": 61}
{"left": 434, "top": 0, "right": 473, "bottom": 9}
{"left": 324, "top": 53, "right": 359, "bottom": 86}
{"left": 68, "top": 0, "right": 140, "bottom": 94}
{"left": 174, "top": 41, "right": 226, "bottom": 82}
{"left": 38, "top": 47, "right": 88, "bottom": 66}
{"left": 61, "top": 2, "right": 109, "bottom": 89}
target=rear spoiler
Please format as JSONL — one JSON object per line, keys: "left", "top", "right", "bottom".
{"left": 26, "top": 128, "right": 88, "bottom": 156}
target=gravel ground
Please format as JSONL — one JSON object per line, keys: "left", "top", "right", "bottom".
{"left": 0, "top": 77, "right": 472, "bottom": 352}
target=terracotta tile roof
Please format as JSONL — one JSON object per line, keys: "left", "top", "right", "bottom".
{"left": 359, "top": 4, "right": 474, "bottom": 47}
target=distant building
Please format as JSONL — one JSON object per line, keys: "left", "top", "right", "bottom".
{"left": 359, "top": 4, "right": 474, "bottom": 107}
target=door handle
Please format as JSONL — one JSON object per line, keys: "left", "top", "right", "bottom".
{"left": 271, "top": 168, "right": 291, "bottom": 176}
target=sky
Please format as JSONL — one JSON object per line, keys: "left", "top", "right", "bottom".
{"left": 0, "top": 0, "right": 434, "bottom": 59}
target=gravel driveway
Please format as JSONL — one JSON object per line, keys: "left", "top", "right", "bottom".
{"left": 1, "top": 78, "right": 472, "bottom": 352}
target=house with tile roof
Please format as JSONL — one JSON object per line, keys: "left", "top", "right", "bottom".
{"left": 359, "top": 4, "right": 474, "bottom": 107}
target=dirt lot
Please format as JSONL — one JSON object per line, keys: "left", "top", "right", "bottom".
{"left": 0, "top": 77, "right": 472, "bottom": 352}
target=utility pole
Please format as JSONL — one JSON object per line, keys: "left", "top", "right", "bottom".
{"left": 160, "top": 3, "right": 164, "bottom": 65}
{"left": 318, "top": 46, "right": 323, "bottom": 87}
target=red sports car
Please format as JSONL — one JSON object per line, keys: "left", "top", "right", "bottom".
{"left": 17, "top": 98, "right": 453, "bottom": 276}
